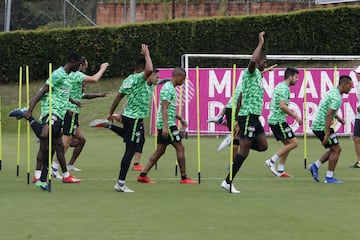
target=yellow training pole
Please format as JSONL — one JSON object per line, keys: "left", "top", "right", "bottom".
{"left": 175, "top": 84, "right": 184, "bottom": 176}
{"left": 16, "top": 66, "right": 22, "bottom": 176}
{"left": 26, "top": 66, "right": 31, "bottom": 184}
{"left": 0, "top": 96, "right": 2, "bottom": 170}
{"left": 229, "top": 64, "right": 236, "bottom": 192}
{"left": 196, "top": 66, "right": 201, "bottom": 183}
{"left": 303, "top": 68, "right": 307, "bottom": 169}
{"left": 48, "top": 63, "right": 52, "bottom": 192}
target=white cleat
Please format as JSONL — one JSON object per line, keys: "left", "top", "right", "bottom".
{"left": 51, "top": 169, "right": 63, "bottom": 179}
{"left": 265, "top": 159, "right": 280, "bottom": 177}
{"left": 114, "top": 182, "right": 134, "bottom": 193}
{"left": 220, "top": 180, "right": 240, "bottom": 193}
{"left": 67, "top": 165, "right": 82, "bottom": 172}
{"left": 217, "top": 134, "right": 231, "bottom": 152}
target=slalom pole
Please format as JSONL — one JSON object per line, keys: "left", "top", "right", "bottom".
{"left": 26, "top": 66, "right": 31, "bottom": 184}
{"left": 229, "top": 64, "right": 236, "bottom": 193}
{"left": 0, "top": 96, "right": 2, "bottom": 170}
{"left": 16, "top": 66, "right": 22, "bottom": 176}
{"left": 153, "top": 85, "right": 158, "bottom": 170}
{"left": 196, "top": 66, "right": 201, "bottom": 183}
{"left": 303, "top": 68, "right": 307, "bottom": 169}
{"left": 48, "top": 63, "right": 52, "bottom": 192}
{"left": 175, "top": 84, "right": 184, "bottom": 176}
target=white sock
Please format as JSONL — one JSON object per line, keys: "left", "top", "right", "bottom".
{"left": 277, "top": 164, "right": 285, "bottom": 172}
{"left": 63, "top": 171, "right": 70, "bottom": 178}
{"left": 118, "top": 180, "right": 125, "bottom": 186}
{"left": 271, "top": 154, "right": 280, "bottom": 163}
{"left": 35, "top": 170, "right": 41, "bottom": 179}
{"left": 326, "top": 171, "right": 334, "bottom": 178}
{"left": 314, "top": 160, "right": 322, "bottom": 168}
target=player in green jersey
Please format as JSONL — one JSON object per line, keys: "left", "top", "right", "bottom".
{"left": 9, "top": 52, "right": 83, "bottom": 189}
{"left": 107, "top": 44, "right": 154, "bottom": 192}
{"left": 221, "top": 31, "right": 268, "bottom": 193}
{"left": 308, "top": 75, "right": 352, "bottom": 184}
{"left": 265, "top": 68, "right": 302, "bottom": 178}
{"left": 137, "top": 67, "right": 198, "bottom": 185}
{"left": 51, "top": 57, "right": 109, "bottom": 177}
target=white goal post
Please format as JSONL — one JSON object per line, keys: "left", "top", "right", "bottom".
{"left": 180, "top": 54, "right": 360, "bottom": 136}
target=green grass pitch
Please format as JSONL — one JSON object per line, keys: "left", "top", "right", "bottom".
{"left": 1, "top": 133, "right": 359, "bottom": 240}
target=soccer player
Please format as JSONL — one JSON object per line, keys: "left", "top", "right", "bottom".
{"left": 51, "top": 57, "right": 109, "bottom": 177}
{"left": 208, "top": 64, "right": 277, "bottom": 153}
{"left": 220, "top": 31, "right": 268, "bottom": 193}
{"left": 137, "top": 67, "right": 198, "bottom": 185}
{"left": 308, "top": 75, "right": 352, "bottom": 184}
{"left": 107, "top": 43, "right": 154, "bottom": 192}
{"left": 90, "top": 70, "right": 164, "bottom": 172}
{"left": 351, "top": 65, "right": 360, "bottom": 168}
{"left": 265, "top": 68, "right": 302, "bottom": 177}
{"left": 9, "top": 52, "right": 83, "bottom": 190}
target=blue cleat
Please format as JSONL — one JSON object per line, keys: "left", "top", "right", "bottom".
{"left": 324, "top": 177, "right": 343, "bottom": 184}
{"left": 35, "top": 181, "right": 50, "bottom": 191}
{"left": 9, "top": 108, "right": 27, "bottom": 119}
{"left": 308, "top": 164, "right": 319, "bottom": 182}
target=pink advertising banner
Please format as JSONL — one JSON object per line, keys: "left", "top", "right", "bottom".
{"left": 151, "top": 68, "right": 358, "bottom": 136}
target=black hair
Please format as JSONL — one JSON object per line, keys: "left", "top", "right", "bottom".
{"left": 135, "top": 56, "right": 146, "bottom": 71}
{"left": 284, "top": 68, "right": 299, "bottom": 79}
{"left": 66, "top": 51, "right": 82, "bottom": 63}
{"left": 339, "top": 75, "right": 352, "bottom": 85}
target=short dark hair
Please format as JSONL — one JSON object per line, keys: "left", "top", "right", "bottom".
{"left": 135, "top": 56, "right": 146, "bottom": 71}
{"left": 339, "top": 75, "right": 352, "bottom": 85}
{"left": 66, "top": 51, "right": 82, "bottom": 63}
{"left": 284, "top": 68, "right": 299, "bottom": 79}
{"left": 172, "top": 67, "right": 186, "bottom": 77}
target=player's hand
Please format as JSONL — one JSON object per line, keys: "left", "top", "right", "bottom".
{"left": 322, "top": 134, "right": 330, "bottom": 146}
{"left": 106, "top": 114, "right": 114, "bottom": 123}
{"left": 100, "top": 63, "right": 109, "bottom": 71}
{"left": 258, "top": 31, "right": 265, "bottom": 45}
{"left": 141, "top": 44, "right": 150, "bottom": 57}
{"left": 338, "top": 118, "right": 345, "bottom": 125}
{"left": 162, "top": 128, "right": 169, "bottom": 138}
{"left": 296, "top": 116, "right": 303, "bottom": 125}
{"left": 180, "top": 119, "right": 188, "bottom": 129}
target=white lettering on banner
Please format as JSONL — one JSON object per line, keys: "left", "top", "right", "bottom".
{"left": 209, "top": 70, "right": 231, "bottom": 97}
{"left": 320, "top": 71, "right": 335, "bottom": 95}
{"left": 208, "top": 101, "right": 225, "bottom": 131}
{"left": 298, "top": 71, "right": 318, "bottom": 99}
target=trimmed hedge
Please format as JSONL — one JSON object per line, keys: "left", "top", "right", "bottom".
{"left": 1, "top": 6, "right": 360, "bottom": 83}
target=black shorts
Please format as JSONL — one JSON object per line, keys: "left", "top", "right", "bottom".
{"left": 354, "top": 119, "right": 360, "bottom": 137}
{"left": 224, "top": 107, "right": 233, "bottom": 132}
{"left": 313, "top": 128, "right": 338, "bottom": 148}
{"left": 40, "top": 114, "right": 62, "bottom": 139}
{"left": 157, "top": 126, "right": 182, "bottom": 145}
{"left": 122, "top": 115, "right": 145, "bottom": 145}
{"left": 62, "top": 111, "right": 79, "bottom": 136}
{"left": 269, "top": 122, "right": 295, "bottom": 142}
{"left": 237, "top": 114, "right": 265, "bottom": 139}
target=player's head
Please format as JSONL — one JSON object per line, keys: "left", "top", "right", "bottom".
{"left": 66, "top": 51, "right": 82, "bottom": 72}
{"left": 172, "top": 67, "right": 186, "bottom": 86}
{"left": 338, "top": 75, "right": 352, "bottom": 94}
{"left": 79, "top": 57, "right": 89, "bottom": 72}
{"left": 256, "top": 52, "right": 268, "bottom": 71}
{"left": 284, "top": 68, "right": 299, "bottom": 86}
{"left": 134, "top": 56, "right": 146, "bottom": 73}
{"left": 147, "top": 68, "right": 159, "bottom": 85}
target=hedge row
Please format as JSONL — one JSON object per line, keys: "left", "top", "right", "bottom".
{"left": 1, "top": 6, "right": 360, "bottom": 83}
